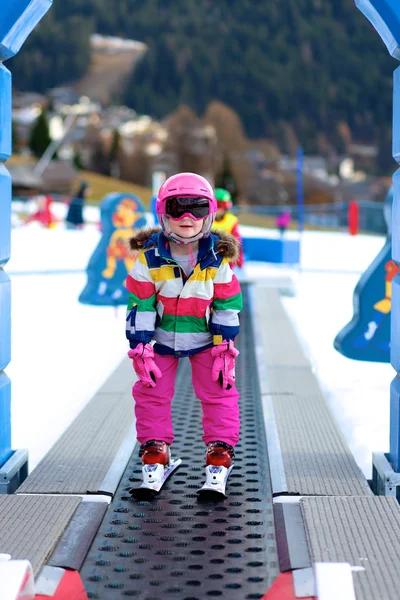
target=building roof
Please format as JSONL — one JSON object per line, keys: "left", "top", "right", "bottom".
{"left": 8, "top": 160, "right": 77, "bottom": 191}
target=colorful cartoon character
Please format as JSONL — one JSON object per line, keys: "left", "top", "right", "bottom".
{"left": 352, "top": 260, "right": 400, "bottom": 351}
{"left": 334, "top": 188, "right": 394, "bottom": 362}
{"left": 101, "top": 198, "right": 143, "bottom": 280}
{"left": 79, "top": 193, "right": 147, "bottom": 306}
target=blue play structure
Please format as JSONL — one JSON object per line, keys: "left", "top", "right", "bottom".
{"left": 335, "top": 188, "right": 394, "bottom": 363}
{"left": 0, "top": 0, "right": 51, "bottom": 484}
{"left": 242, "top": 236, "right": 300, "bottom": 264}
{"left": 150, "top": 194, "right": 158, "bottom": 226}
{"left": 79, "top": 193, "right": 147, "bottom": 306}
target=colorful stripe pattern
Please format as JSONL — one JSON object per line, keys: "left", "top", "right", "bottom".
{"left": 126, "top": 232, "right": 242, "bottom": 357}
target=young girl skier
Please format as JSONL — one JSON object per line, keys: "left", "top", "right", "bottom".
{"left": 126, "top": 172, "right": 242, "bottom": 496}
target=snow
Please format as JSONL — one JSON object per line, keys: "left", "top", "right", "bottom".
{"left": 7, "top": 222, "right": 128, "bottom": 470}
{"left": 240, "top": 224, "right": 300, "bottom": 240}
{"left": 5, "top": 211, "right": 393, "bottom": 477}
{"left": 284, "top": 232, "right": 393, "bottom": 479}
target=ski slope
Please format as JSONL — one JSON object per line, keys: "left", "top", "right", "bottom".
{"left": 6, "top": 208, "right": 393, "bottom": 477}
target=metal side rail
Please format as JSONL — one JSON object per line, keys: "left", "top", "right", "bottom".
{"left": 80, "top": 284, "right": 279, "bottom": 600}
{"left": 250, "top": 285, "right": 372, "bottom": 498}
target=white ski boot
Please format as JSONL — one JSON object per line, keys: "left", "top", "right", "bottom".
{"left": 197, "top": 441, "right": 234, "bottom": 500}
{"left": 129, "top": 440, "right": 181, "bottom": 500}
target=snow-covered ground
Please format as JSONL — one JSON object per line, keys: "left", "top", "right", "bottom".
{"left": 282, "top": 232, "right": 393, "bottom": 479}
{"left": 8, "top": 214, "right": 128, "bottom": 470}
{"left": 6, "top": 207, "right": 393, "bottom": 476}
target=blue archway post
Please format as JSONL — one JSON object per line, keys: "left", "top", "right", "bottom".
{"left": 355, "top": 0, "right": 400, "bottom": 494}
{"left": 0, "top": 1, "right": 52, "bottom": 490}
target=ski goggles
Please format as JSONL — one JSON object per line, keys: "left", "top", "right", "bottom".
{"left": 165, "top": 197, "right": 210, "bottom": 221}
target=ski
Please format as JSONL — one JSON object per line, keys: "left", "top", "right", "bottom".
{"left": 129, "top": 458, "right": 182, "bottom": 500}
{"left": 197, "top": 464, "right": 234, "bottom": 500}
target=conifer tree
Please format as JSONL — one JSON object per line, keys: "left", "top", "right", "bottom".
{"left": 215, "top": 155, "right": 238, "bottom": 203}
{"left": 29, "top": 110, "right": 52, "bottom": 158}
{"left": 73, "top": 149, "right": 85, "bottom": 170}
{"left": 12, "top": 120, "right": 19, "bottom": 154}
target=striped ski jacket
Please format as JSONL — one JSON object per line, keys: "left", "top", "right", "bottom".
{"left": 126, "top": 228, "right": 243, "bottom": 357}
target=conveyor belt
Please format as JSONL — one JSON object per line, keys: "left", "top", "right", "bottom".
{"left": 80, "top": 285, "right": 279, "bottom": 599}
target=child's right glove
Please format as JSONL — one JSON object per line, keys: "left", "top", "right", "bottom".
{"left": 128, "top": 343, "right": 162, "bottom": 388}
{"left": 211, "top": 339, "right": 239, "bottom": 390}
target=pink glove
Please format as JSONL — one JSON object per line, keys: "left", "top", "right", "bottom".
{"left": 211, "top": 339, "right": 239, "bottom": 390}
{"left": 128, "top": 343, "right": 162, "bottom": 388}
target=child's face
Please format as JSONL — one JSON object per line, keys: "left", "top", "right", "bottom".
{"left": 168, "top": 215, "right": 204, "bottom": 239}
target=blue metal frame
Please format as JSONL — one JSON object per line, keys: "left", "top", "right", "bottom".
{"left": 356, "top": 0, "right": 400, "bottom": 59}
{"left": 356, "top": 0, "right": 400, "bottom": 473}
{"left": 0, "top": 0, "right": 52, "bottom": 60}
{"left": 0, "top": 1, "right": 52, "bottom": 467}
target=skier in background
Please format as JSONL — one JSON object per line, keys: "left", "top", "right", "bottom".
{"left": 126, "top": 173, "right": 242, "bottom": 495}
{"left": 25, "top": 194, "right": 56, "bottom": 228}
{"left": 212, "top": 188, "right": 244, "bottom": 268}
{"left": 65, "top": 181, "right": 91, "bottom": 229}
{"left": 276, "top": 209, "right": 291, "bottom": 237}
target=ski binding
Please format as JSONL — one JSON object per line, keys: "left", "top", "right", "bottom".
{"left": 197, "top": 464, "right": 233, "bottom": 500}
{"left": 129, "top": 458, "right": 182, "bottom": 499}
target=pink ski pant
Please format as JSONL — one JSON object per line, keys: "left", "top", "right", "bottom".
{"left": 133, "top": 348, "right": 240, "bottom": 447}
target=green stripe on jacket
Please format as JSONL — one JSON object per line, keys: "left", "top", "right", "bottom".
{"left": 128, "top": 292, "right": 157, "bottom": 311}
{"left": 159, "top": 314, "right": 209, "bottom": 333}
{"left": 213, "top": 292, "right": 243, "bottom": 312}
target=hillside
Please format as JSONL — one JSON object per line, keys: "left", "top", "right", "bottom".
{"left": 8, "top": 0, "right": 396, "bottom": 159}
{"left": 74, "top": 35, "right": 148, "bottom": 104}
{"left": 8, "top": 155, "right": 152, "bottom": 205}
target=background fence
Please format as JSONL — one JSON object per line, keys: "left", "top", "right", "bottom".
{"left": 12, "top": 194, "right": 388, "bottom": 236}
{"left": 234, "top": 200, "right": 387, "bottom": 235}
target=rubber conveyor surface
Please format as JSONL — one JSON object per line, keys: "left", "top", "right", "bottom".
{"left": 81, "top": 285, "right": 279, "bottom": 599}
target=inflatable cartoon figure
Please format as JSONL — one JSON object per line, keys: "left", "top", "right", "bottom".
{"left": 102, "top": 197, "right": 142, "bottom": 279}
{"left": 79, "top": 193, "right": 147, "bottom": 305}
{"left": 334, "top": 188, "right": 394, "bottom": 362}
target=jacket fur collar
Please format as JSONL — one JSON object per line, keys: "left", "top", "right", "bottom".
{"left": 129, "top": 227, "right": 240, "bottom": 263}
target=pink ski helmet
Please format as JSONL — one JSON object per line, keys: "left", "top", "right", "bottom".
{"left": 156, "top": 172, "right": 217, "bottom": 243}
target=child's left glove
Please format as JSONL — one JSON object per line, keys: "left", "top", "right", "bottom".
{"left": 128, "top": 343, "right": 162, "bottom": 388}
{"left": 211, "top": 339, "right": 239, "bottom": 390}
